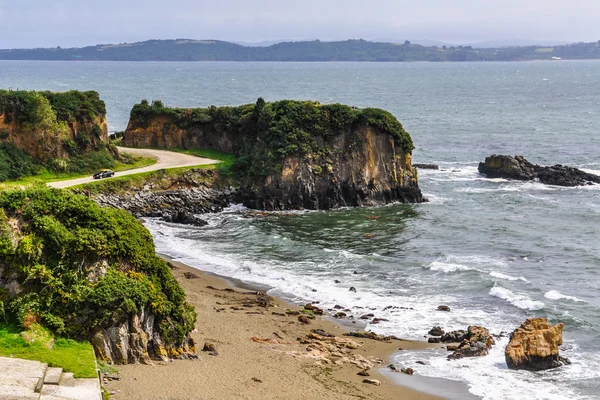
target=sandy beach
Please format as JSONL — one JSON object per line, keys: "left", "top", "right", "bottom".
{"left": 103, "top": 258, "right": 441, "bottom": 400}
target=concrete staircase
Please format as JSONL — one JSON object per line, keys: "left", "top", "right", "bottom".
{"left": 0, "top": 357, "right": 102, "bottom": 400}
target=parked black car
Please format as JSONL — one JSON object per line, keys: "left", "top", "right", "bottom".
{"left": 93, "top": 169, "right": 115, "bottom": 179}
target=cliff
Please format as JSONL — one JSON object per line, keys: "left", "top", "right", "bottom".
{"left": 0, "top": 187, "right": 196, "bottom": 364}
{"left": 124, "top": 99, "right": 423, "bottom": 210}
{"left": 0, "top": 90, "right": 112, "bottom": 165}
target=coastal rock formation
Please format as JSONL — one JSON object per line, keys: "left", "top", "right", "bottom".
{"left": 123, "top": 99, "right": 424, "bottom": 210}
{"left": 83, "top": 169, "right": 237, "bottom": 218}
{"left": 0, "top": 90, "right": 110, "bottom": 162}
{"left": 447, "top": 326, "right": 495, "bottom": 360}
{"left": 413, "top": 163, "right": 439, "bottom": 170}
{"left": 91, "top": 307, "right": 196, "bottom": 364}
{"left": 478, "top": 155, "right": 600, "bottom": 187}
{"left": 0, "top": 188, "right": 197, "bottom": 366}
{"left": 505, "top": 318, "right": 571, "bottom": 371}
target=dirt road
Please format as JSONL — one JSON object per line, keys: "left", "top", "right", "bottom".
{"left": 48, "top": 147, "right": 217, "bottom": 189}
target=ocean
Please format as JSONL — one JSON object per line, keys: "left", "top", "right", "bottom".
{"left": 2, "top": 60, "right": 599, "bottom": 399}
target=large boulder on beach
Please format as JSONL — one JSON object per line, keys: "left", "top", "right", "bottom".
{"left": 447, "top": 326, "right": 495, "bottom": 360}
{"left": 478, "top": 155, "right": 600, "bottom": 187}
{"left": 505, "top": 318, "right": 571, "bottom": 371}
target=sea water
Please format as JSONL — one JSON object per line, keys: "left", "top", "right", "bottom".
{"left": 2, "top": 60, "right": 599, "bottom": 399}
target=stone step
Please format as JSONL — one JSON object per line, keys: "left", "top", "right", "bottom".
{"left": 43, "top": 368, "right": 63, "bottom": 386}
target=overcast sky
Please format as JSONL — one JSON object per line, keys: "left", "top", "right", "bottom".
{"left": 0, "top": 0, "right": 598, "bottom": 48}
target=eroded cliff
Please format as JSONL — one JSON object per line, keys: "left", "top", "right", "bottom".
{"left": 0, "top": 90, "right": 112, "bottom": 164}
{"left": 124, "top": 99, "right": 423, "bottom": 210}
{"left": 0, "top": 187, "right": 197, "bottom": 364}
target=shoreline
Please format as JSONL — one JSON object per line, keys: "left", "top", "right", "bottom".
{"left": 104, "top": 254, "right": 447, "bottom": 400}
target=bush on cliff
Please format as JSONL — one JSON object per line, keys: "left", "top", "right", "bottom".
{"left": 0, "top": 186, "right": 196, "bottom": 345}
{"left": 0, "top": 90, "right": 116, "bottom": 179}
{"left": 0, "top": 143, "right": 41, "bottom": 181}
{"left": 129, "top": 98, "right": 414, "bottom": 178}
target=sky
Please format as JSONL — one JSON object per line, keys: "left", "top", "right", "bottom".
{"left": 0, "top": 0, "right": 598, "bottom": 48}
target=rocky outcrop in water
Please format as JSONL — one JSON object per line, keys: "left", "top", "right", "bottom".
{"left": 413, "top": 163, "right": 439, "bottom": 170}
{"left": 123, "top": 99, "right": 424, "bottom": 210}
{"left": 446, "top": 326, "right": 495, "bottom": 360}
{"left": 505, "top": 318, "right": 571, "bottom": 371}
{"left": 478, "top": 155, "right": 600, "bottom": 187}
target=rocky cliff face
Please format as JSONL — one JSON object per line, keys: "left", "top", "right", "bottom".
{"left": 0, "top": 90, "right": 109, "bottom": 161}
{"left": 124, "top": 99, "right": 423, "bottom": 210}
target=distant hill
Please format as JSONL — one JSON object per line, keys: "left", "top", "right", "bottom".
{"left": 1, "top": 39, "right": 599, "bottom": 62}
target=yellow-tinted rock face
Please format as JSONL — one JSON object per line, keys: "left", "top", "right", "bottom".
{"left": 505, "top": 318, "right": 571, "bottom": 370}
{"left": 0, "top": 90, "right": 109, "bottom": 162}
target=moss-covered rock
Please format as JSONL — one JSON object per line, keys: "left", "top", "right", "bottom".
{"left": 0, "top": 186, "right": 196, "bottom": 364}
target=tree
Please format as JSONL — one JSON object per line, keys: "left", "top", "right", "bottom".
{"left": 404, "top": 40, "right": 411, "bottom": 45}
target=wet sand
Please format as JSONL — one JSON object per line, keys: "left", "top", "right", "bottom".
{"left": 104, "top": 259, "right": 442, "bottom": 400}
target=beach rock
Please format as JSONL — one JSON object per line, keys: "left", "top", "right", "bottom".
{"left": 360, "top": 313, "right": 375, "bottom": 320}
{"left": 401, "top": 368, "right": 414, "bottom": 375}
{"left": 202, "top": 342, "right": 217, "bottom": 352}
{"left": 388, "top": 364, "right": 397, "bottom": 371}
{"left": 304, "top": 304, "right": 324, "bottom": 315}
{"left": 161, "top": 210, "right": 208, "bottom": 227}
{"left": 311, "top": 329, "right": 335, "bottom": 338}
{"left": 428, "top": 337, "right": 441, "bottom": 343}
{"left": 478, "top": 155, "right": 600, "bottom": 187}
{"left": 437, "top": 305, "right": 451, "bottom": 312}
{"left": 447, "top": 326, "right": 495, "bottom": 360}
{"left": 441, "top": 330, "right": 467, "bottom": 343}
{"left": 334, "top": 312, "right": 347, "bottom": 319}
{"left": 298, "top": 315, "right": 310, "bottom": 325}
{"left": 505, "top": 318, "right": 571, "bottom": 371}
{"left": 358, "top": 369, "right": 370, "bottom": 376}
{"left": 362, "top": 379, "right": 381, "bottom": 386}
{"left": 428, "top": 326, "right": 445, "bottom": 336}
{"left": 344, "top": 331, "right": 402, "bottom": 342}
{"left": 349, "top": 286, "right": 357, "bottom": 292}
{"left": 413, "top": 163, "right": 439, "bottom": 170}
{"left": 371, "top": 318, "right": 389, "bottom": 324}
{"left": 183, "top": 272, "right": 199, "bottom": 279}
{"left": 334, "top": 305, "right": 344, "bottom": 310}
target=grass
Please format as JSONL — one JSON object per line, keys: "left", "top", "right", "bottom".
{"left": 0, "top": 323, "right": 97, "bottom": 378}
{"left": 0, "top": 153, "right": 157, "bottom": 190}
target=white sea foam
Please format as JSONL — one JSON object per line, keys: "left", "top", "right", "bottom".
{"left": 490, "top": 271, "right": 529, "bottom": 282}
{"left": 427, "top": 261, "right": 476, "bottom": 273}
{"left": 393, "top": 336, "right": 595, "bottom": 400}
{"left": 489, "top": 285, "right": 544, "bottom": 310}
{"left": 544, "top": 290, "right": 586, "bottom": 303}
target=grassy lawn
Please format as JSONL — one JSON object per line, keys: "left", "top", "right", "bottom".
{"left": 0, "top": 153, "right": 156, "bottom": 190}
{"left": 0, "top": 323, "right": 97, "bottom": 378}
{"left": 165, "top": 147, "right": 236, "bottom": 172}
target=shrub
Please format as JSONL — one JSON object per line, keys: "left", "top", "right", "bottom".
{"left": 0, "top": 187, "right": 195, "bottom": 343}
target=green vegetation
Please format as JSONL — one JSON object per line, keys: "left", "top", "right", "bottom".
{"left": 0, "top": 152, "right": 156, "bottom": 189}
{"left": 0, "top": 187, "right": 196, "bottom": 347}
{"left": 2, "top": 39, "right": 600, "bottom": 61}
{"left": 0, "top": 90, "right": 105, "bottom": 126}
{"left": 130, "top": 98, "right": 413, "bottom": 178}
{"left": 0, "top": 323, "right": 97, "bottom": 378}
{"left": 0, "top": 143, "right": 41, "bottom": 181}
{"left": 0, "top": 89, "right": 115, "bottom": 181}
